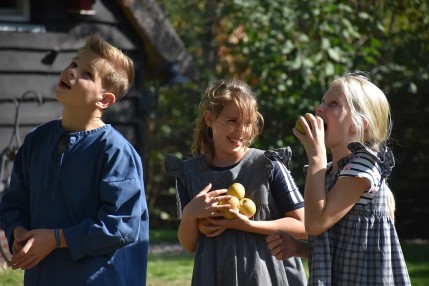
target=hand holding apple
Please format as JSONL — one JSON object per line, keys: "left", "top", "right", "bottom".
{"left": 219, "top": 196, "right": 240, "bottom": 219}
{"left": 295, "top": 116, "right": 311, "bottom": 134}
{"left": 198, "top": 218, "right": 215, "bottom": 235}
{"left": 239, "top": 198, "right": 257, "bottom": 218}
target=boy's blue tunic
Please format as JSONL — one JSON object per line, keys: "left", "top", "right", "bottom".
{"left": 0, "top": 120, "right": 149, "bottom": 286}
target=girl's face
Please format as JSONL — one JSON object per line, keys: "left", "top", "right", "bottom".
{"left": 205, "top": 101, "right": 249, "bottom": 165}
{"left": 316, "top": 83, "right": 357, "bottom": 150}
{"left": 55, "top": 49, "right": 105, "bottom": 112}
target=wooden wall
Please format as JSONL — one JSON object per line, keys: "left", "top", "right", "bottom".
{"left": 0, "top": 0, "right": 148, "bottom": 155}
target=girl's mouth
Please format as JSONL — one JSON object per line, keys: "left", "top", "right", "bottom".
{"left": 228, "top": 137, "right": 241, "bottom": 147}
{"left": 59, "top": 80, "right": 71, "bottom": 89}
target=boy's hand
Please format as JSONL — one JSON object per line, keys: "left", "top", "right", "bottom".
{"left": 10, "top": 229, "right": 56, "bottom": 270}
{"left": 12, "top": 226, "right": 29, "bottom": 254}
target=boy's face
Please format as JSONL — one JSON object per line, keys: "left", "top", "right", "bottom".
{"left": 55, "top": 49, "right": 105, "bottom": 111}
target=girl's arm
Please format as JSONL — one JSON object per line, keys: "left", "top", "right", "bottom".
{"left": 178, "top": 184, "right": 232, "bottom": 252}
{"left": 304, "top": 174, "right": 369, "bottom": 235}
{"left": 206, "top": 154, "right": 307, "bottom": 239}
{"left": 206, "top": 208, "right": 306, "bottom": 239}
{"left": 295, "top": 114, "right": 371, "bottom": 235}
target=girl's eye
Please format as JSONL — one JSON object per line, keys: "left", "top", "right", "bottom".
{"left": 69, "top": 62, "right": 77, "bottom": 68}
{"left": 84, "top": 71, "right": 93, "bottom": 79}
{"left": 223, "top": 119, "right": 237, "bottom": 126}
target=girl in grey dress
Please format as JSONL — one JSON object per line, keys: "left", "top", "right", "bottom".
{"left": 165, "top": 79, "right": 307, "bottom": 286}
{"left": 267, "top": 72, "right": 411, "bottom": 285}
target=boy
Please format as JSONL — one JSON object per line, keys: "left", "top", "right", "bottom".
{"left": 0, "top": 35, "right": 149, "bottom": 285}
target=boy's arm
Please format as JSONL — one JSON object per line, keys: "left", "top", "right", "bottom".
{"left": 62, "top": 148, "right": 148, "bottom": 261}
{"left": 0, "top": 149, "right": 31, "bottom": 252}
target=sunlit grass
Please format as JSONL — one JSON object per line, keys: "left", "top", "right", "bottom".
{"left": 1, "top": 229, "right": 427, "bottom": 286}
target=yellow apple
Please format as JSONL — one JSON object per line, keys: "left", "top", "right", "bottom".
{"left": 295, "top": 116, "right": 311, "bottom": 134}
{"left": 219, "top": 196, "right": 240, "bottom": 219}
{"left": 239, "top": 198, "right": 257, "bottom": 218}
{"left": 227, "top": 183, "right": 245, "bottom": 200}
{"left": 198, "top": 218, "right": 214, "bottom": 235}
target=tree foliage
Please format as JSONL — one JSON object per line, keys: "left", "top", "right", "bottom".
{"left": 151, "top": 0, "right": 429, "bottom": 237}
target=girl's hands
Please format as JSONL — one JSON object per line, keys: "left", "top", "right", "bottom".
{"left": 266, "top": 231, "right": 300, "bottom": 260}
{"left": 293, "top": 114, "right": 326, "bottom": 163}
{"left": 183, "top": 183, "right": 233, "bottom": 220}
{"left": 203, "top": 209, "right": 251, "bottom": 237}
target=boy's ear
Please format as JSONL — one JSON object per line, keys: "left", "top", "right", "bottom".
{"left": 97, "top": 92, "right": 116, "bottom": 110}
{"left": 204, "top": 110, "right": 214, "bottom": 127}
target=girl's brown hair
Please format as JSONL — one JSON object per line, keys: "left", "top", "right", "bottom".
{"left": 191, "top": 79, "right": 263, "bottom": 161}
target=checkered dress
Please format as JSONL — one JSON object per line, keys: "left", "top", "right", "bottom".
{"left": 308, "top": 142, "right": 411, "bottom": 285}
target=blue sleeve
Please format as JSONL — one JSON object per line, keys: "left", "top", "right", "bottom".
{"left": 270, "top": 159, "right": 304, "bottom": 214}
{"left": 63, "top": 146, "right": 147, "bottom": 261}
{"left": 0, "top": 145, "right": 31, "bottom": 251}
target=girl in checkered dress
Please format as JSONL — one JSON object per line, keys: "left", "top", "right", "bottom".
{"left": 267, "top": 72, "right": 411, "bottom": 285}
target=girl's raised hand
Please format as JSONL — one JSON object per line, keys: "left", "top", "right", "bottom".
{"left": 293, "top": 114, "right": 326, "bottom": 161}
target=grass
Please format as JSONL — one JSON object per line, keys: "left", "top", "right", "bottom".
{"left": 1, "top": 229, "right": 428, "bottom": 285}
{"left": 147, "top": 253, "right": 194, "bottom": 286}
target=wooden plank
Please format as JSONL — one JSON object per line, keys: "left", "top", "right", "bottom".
{"left": 0, "top": 100, "right": 61, "bottom": 125}
{"left": 0, "top": 50, "right": 75, "bottom": 73}
{"left": 0, "top": 23, "right": 139, "bottom": 51}
{"left": 0, "top": 48, "right": 140, "bottom": 73}
{"left": 0, "top": 74, "right": 58, "bottom": 98}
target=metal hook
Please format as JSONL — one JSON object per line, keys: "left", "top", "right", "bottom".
{"left": 9, "top": 91, "right": 44, "bottom": 148}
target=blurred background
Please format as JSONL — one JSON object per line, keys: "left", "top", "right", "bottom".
{"left": 1, "top": 0, "right": 428, "bottom": 249}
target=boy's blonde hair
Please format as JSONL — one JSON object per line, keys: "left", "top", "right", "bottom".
{"left": 191, "top": 79, "right": 263, "bottom": 162}
{"left": 82, "top": 34, "right": 135, "bottom": 100}
{"left": 334, "top": 71, "right": 395, "bottom": 221}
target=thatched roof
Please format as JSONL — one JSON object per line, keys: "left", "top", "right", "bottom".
{"left": 116, "top": 0, "right": 196, "bottom": 80}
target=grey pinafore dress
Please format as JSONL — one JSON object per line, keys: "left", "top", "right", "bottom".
{"left": 166, "top": 148, "right": 307, "bottom": 286}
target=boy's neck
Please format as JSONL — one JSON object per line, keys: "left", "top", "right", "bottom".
{"left": 61, "top": 110, "right": 105, "bottom": 132}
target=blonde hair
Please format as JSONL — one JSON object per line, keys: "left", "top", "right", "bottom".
{"left": 82, "top": 34, "right": 135, "bottom": 100}
{"left": 385, "top": 184, "right": 396, "bottom": 223}
{"left": 333, "top": 72, "right": 391, "bottom": 152}
{"left": 334, "top": 71, "right": 396, "bottom": 220}
{"left": 191, "top": 79, "right": 263, "bottom": 161}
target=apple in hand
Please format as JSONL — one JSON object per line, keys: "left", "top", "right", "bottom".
{"left": 198, "top": 218, "right": 215, "bottom": 235}
{"left": 219, "top": 196, "right": 240, "bottom": 219}
{"left": 295, "top": 116, "right": 311, "bottom": 134}
{"left": 239, "top": 198, "right": 257, "bottom": 218}
{"left": 227, "top": 183, "right": 245, "bottom": 200}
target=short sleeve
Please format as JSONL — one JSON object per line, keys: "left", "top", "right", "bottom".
{"left": 340, "top": 142, "right": 395, "bottom": 199}
{"left": 340, "top": 150, "right": 381, "bottom": 193}
{"left": 264, "top": 147, "right": 304, "bottom": 214}
{"left": 165, "top": 154, "right": 189, "bottom": 220}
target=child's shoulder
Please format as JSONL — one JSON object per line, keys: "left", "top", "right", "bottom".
{"left": 263, "top": 147, "right": 293, "bottom": 167}
{"left": 25, "top": 119, "right": 61, "bottom": 139}
{"left": 345, "top": 142, "right": 395, "bottom": 178}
